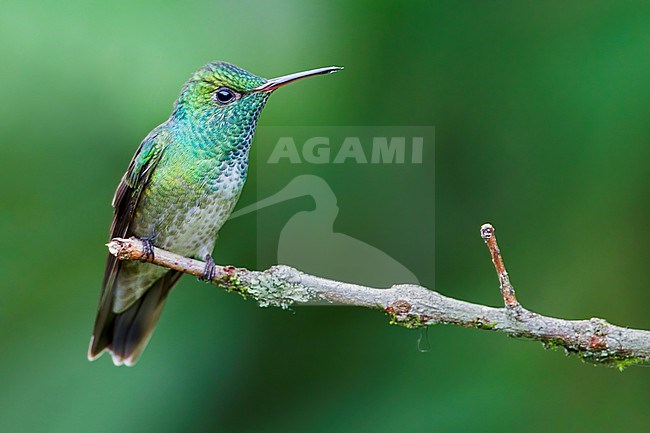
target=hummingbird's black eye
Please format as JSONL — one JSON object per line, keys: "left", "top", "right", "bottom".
{"left": 214, "top": 87, "right": 238, "bottom": 105}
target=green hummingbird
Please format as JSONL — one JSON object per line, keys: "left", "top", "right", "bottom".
{"left": 89, "top": 61, "right": 342, "bottom": 366}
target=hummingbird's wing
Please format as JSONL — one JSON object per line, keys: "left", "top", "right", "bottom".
{"left": 105, "top": 127, "right": 169, "bottom": 298}
{"left": 89, "top": 126, "right": 171, "bottom": 363}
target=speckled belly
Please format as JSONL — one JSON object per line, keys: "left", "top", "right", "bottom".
{"left": 137, "top": 164, "right": 244, "bottom": 252}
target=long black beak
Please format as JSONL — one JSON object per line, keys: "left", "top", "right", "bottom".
{"left": 253, "top": 66, "right": 343, "bottom": 93}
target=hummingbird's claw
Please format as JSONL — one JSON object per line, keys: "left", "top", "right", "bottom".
{"left": 199, "top": 254, "right": 217, "bottom": 282}
{"left": 140, "top": 238, "right": 155, "bottom": 262}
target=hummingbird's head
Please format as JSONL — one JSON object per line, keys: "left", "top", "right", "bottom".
{"left": 173, "top": 61, "right": 342, "bottom": 124}
{"left": 172, "top": 61, "right": 342, "bottom": 160}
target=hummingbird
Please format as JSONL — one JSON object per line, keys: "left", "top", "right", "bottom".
{"left": 88, "top": 61, "right": 342, "bottom": 366}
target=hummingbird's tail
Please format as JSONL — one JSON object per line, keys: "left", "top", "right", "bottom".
{"left": 88, "top": 270, "right": 181, "bottom": 366}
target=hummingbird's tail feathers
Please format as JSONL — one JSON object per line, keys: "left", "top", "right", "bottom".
{"left": 111, "top": 270, "right": 180, "bottom": 366}
{"left": 88, "top": 270, "right": 181, "bottom": 366}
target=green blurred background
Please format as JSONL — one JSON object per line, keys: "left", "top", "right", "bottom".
{"left": 1, "top": 0, "right": 649, "bottom": 432}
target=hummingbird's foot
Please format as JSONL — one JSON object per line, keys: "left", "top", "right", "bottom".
{"left": 140, "top": 238, "right": 155, "bottom": 262}
{"left": 199, "top": 254, "right": 217, "bottom": 282}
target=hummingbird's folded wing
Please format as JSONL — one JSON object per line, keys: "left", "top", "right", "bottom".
{"left": 89, "top": 126, "right": 170, "bottom": 359}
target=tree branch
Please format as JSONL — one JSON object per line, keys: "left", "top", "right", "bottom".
{"left": 107, "top": 224, "right": 650, "bottom": 370}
